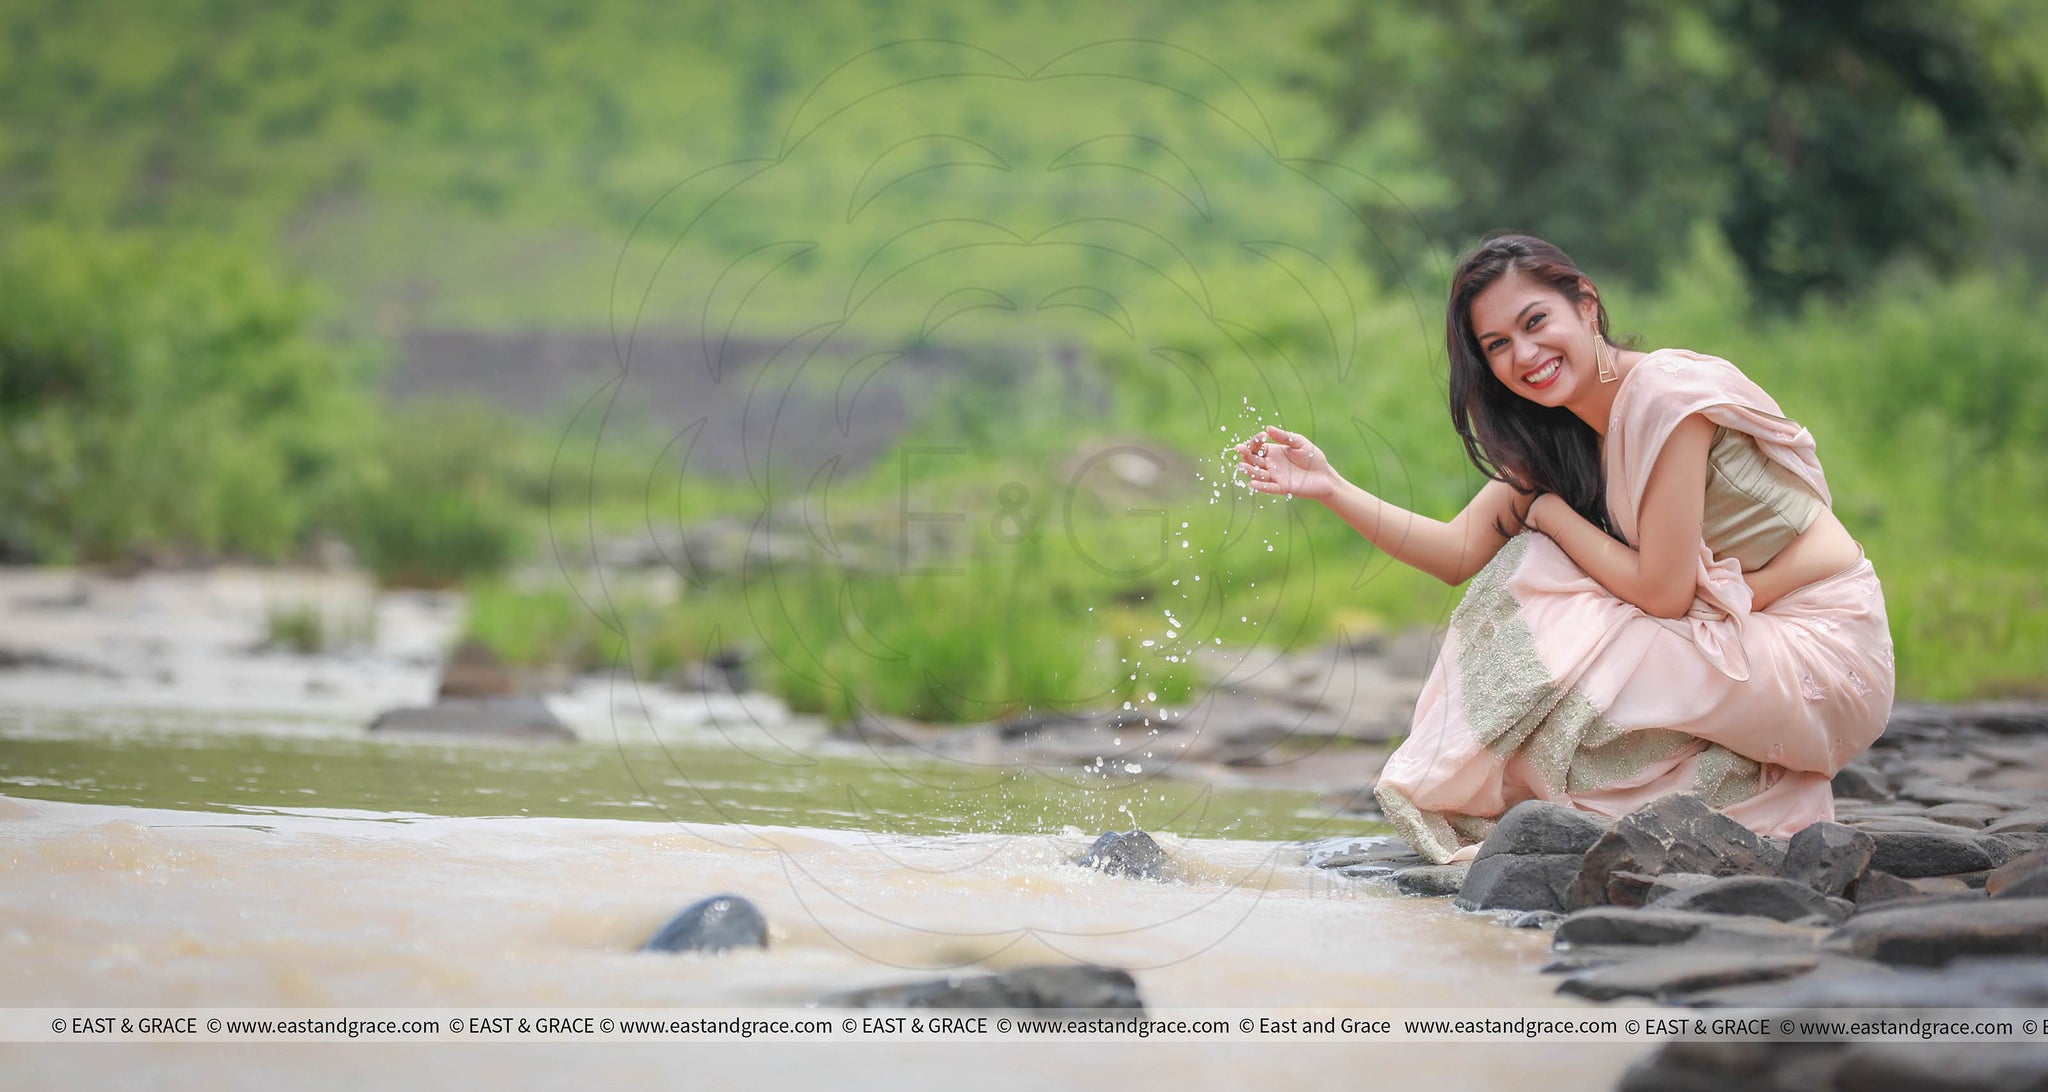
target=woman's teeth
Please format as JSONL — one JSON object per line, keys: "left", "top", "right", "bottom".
{"left": 1526, "top": 358, "right": 1561, "bottom": 385}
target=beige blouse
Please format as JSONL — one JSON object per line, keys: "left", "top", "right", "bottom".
{"left": 1702, "top": 426, "right": 1826, "bottom": 571}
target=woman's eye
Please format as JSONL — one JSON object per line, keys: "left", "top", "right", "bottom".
{"left": 1485, "top": 338, "right": 1506, "bottom": 353}
{"left": 1527, "top": 313, "right": 1544, "bottom": 330}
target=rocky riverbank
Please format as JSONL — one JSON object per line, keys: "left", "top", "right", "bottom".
{"left": 1299, "top": 701, "right": 2048, "bottom": 1090}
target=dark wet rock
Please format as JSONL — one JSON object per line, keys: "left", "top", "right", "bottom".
{"left": 822, "top": 965, "right": 1144, "bottom": 1013}
{"left": 1553, "top": 908, "right": 1822, "bottom": 952}
{"left": 642, "top": 894, "right": 768, "bottom": 954}
{"left": 438, "top": 638, "right": 520, "bottom": 699}
{"left": 1887, "top": 701, "right": 2048, "bottom": 739}
{"left": 1923, "top": 802, "right": 2007, "bottom": 828}
{"left": 1777, "top": 822, "right": 1876, "bottom": 898}
{"left": 1986, "top": 809, "right": 2048, "bottom": 835}
{"left": 1510, "top": 910, "right": 1566, "bottom": 930}
{"left": 1557, "top": 951, "right": 1823, "bottom": 1002}
{"left": 1653, "top": 875, "right": 1846, "bottom": 924}
{"left": 1848, "top": 869, "right": 1925, "bottom": 909}
{"left": 1622, "top": 1039, "right": 2048, "bottom": 1092}
{"left": 367, "top": 696, "right": 575, "bottom": 742}
{"left": 1707, "top": 955, "right": 2048, "bottom": 1010}
{"left": 1867, "top": 830, "right": 2006, "bottom": 877}
{"left": 1830, "top": 762, "right": 1891, "bottom": 800}
{"left": 1824, "top": 898, "right": 2048, "bottom": 966}
{"left": 1455, "top": 853, "right": 1581, "bottom": 913}
{"left": 1541, "top": 949, "right": 1625, "bottom": 973}
{"left": 1608, "top": 870, "right": 1714, "bottom": 909}
{"left": 1075, "top": 830, "right": 1171, "bottom": 880}
{"left": 1470, "top": 800, "right": 1609, "bottom": 860}
{"left": 1391, "top": 863, "right": 1469, "bottom": 897}
{"left": 1835, "top": 1043, "right": 2048, "bottom": 1092}
{"left": 1568, "top": 793, "right": 1785, "bottom": 910}
{"left": 1304, "top": 835, "right": 1426, "bottom": 871}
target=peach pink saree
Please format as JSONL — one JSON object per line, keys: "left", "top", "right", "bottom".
{"left": 1374, "top": 349, "right": 1896, "bottom": 864}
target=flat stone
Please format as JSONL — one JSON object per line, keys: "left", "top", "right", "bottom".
{"left": 1654, "top": 875, "right": 1846, "bottom": 923}
{"left": 1866, "top": 830, "right": 2004, "bottom": 877}
{"left": 1849, "top": 869, "right": 1923, "bottom": 908}
{"left": 1898, "top": 778, "right": 2031, "bottom": 809}
{"left": 1922, "top": 802, "right": 2008, "bottom": 828}
{"left": 1777, "top": 822, "right": 1876, "bottom": 898}
{"left": 1907, "top": 876, "right": 1982, "bottom": 898}
{"left": 367, "top": 696, "right": 576, "bottom": 742}
{"left": 1996, "top": 871, "right": 2048, "bottom": 900}
{"left": 1455, "top": 853, "right": 1582, "bottom": 913}
{"left": 822, "top": 965, "right": 1144, "bottom": 1012}
{"left": 642, "top": 894, "right": 769, "bottom": 954}
{"left": 1835, "top": 1043, "right": 2048, "bottom": 1092}
{"left": 1075, "top": 830, "right": 1172, "bottom": 880}
{"left": 1610, "top": 870, "right": 1715, "bottom": 909}
{"left": 1557, "top": 951, "right": 1823, "bottom": 1002}
{"left": 1471, "top": 800, "right": 1609, "bottom": 860}
{"left": 1390, "top": 863, "right": 1469, "bottom": 897}
{"left": 1824, "top": 898, "right": 2048, "bottom": 966}
{"left": 1989, "top": 850, "right": 2048, "bottom": 898}
{"left": 1623, "top": 1038, "right": 2048, "bottom": 1091}
{"left": 1986, "top": 809, "right": 2048, "bottom": 835}
{"left": 1303, "top": 835, "right": 1424, "bottom": 870}
{"left": 1847, "top": 816, "right": 1983, "bottom": 836}
{"left": 1568, "top": 793, "right": 1785, "bottom": 910}
{"left": 1554, "top": 908, "right": 1822, "bottom": 952}
{"left": 1830, "top": 763, "right": 1891, "bottom": 801}
{"left": 1685, "top": 955, "right": 2048, "bottom": 1009}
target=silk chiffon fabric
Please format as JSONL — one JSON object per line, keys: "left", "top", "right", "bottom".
{"left": 1374, "top": 349, "right": 1896, "bottom": 864}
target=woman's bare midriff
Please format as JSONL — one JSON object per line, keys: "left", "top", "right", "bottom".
{"left": 1743, "top": 509, "right": 1864, "bottom": 611}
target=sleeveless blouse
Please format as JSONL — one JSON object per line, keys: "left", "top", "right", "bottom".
{"left": 1703, "top": 426, "right": 1826, "bottom": 571}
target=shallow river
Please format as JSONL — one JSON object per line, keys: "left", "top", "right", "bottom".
{"left": 0, "top": 569, "right": 1646, "bottom": 1088}
{"left": 0, "top": 717, "right": 1652, "bottom": 1089}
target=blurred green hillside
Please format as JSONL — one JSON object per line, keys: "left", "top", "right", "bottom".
{"left": 3, "top": 0, "right": 2046, "bottom": 709}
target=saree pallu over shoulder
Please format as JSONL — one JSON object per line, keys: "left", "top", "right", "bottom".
{"left": 1374, "top": 350, "right": 1895, "bottom": 865}
{"left": 1601, "top": 349, "right": 1830, "bottom": 682}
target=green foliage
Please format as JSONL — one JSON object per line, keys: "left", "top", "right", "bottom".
{"left": 1300, "top": 0, "right": 2047, "bottom": 303}
{"left": 334, "top": 399, "right": 532, "bottom": 587}
{"left": 263, "top": 599, "right": 376, "bottom": 654}
{"left": 0, "top": 226, "right": 377, "bottom": 563}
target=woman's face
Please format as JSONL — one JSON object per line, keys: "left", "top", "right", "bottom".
{"left": 1468, "top": 268, "right": 1599, "bottom": 409}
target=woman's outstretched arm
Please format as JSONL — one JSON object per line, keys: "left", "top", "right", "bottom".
{"left": 1525, "top": 413, "right": 1715, "bottom": 619}
{"left": 1237, "top": 425, "right": 1531, "bottom": 586}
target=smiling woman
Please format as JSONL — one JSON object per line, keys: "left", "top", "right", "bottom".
{"left": 1233, "top": 233, "right": 1894, "bottom": 864}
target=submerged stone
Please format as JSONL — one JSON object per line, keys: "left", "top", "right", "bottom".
{"left": 822, "top": 965, "right": 1144, "bottom": 1013}
{"left": 1076, "top": 830, "right": 1172, "bottom": 880}
{"left": 642, "top": 894, "right": 769, "bottom": 954}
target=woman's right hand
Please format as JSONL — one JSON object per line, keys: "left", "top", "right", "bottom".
{"left": 1235, "top": 425, "right": 1343, "bottom": 502}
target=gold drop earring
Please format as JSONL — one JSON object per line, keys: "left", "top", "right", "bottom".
{"left": 1593, "top": 325, "right": 1617, "bottom": 383}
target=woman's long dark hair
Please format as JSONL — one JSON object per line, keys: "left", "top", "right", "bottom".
{"left": 1447, "top": 233, "right": 1626, "bottom": 540}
